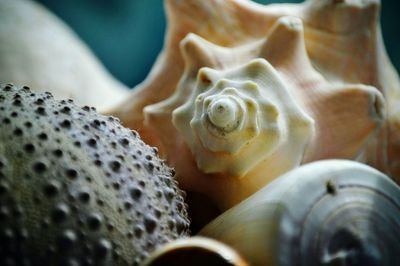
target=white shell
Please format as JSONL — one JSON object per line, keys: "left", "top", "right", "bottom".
{"left": 171, "top": 58, "right": 313, "bottom": 177}
{"left": 200, "top": 160, "right": 400, "bottom": 266}
{"left": 0, "top": 0, "right": 128, "bottom": 110}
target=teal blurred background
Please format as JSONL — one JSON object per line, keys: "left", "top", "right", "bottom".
{"left": 36, "top": 0, "right": 399, "bottom": 88}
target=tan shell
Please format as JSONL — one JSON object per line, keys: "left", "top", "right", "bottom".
{"left": 0, "top": 0, "right": 129, "bottom": 110}
{"left": 143, "top": 16, "right": 383, "bottom": 213}
{"left": 108, "top": 0, "right": 400, "bottom": 183}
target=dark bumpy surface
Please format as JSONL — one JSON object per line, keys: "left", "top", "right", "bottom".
{"left": 0, "top": 84, "right": 190, "bottom": 266}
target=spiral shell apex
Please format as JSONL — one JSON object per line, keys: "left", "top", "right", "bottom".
{"left": 172, "top": 59, "right": 313, "bottom": 177}
{"left": 141, "top": 14, "right": 384, "bottom": 217}
{"left": 109, "top": 0, "right": 399, "bottom": 184}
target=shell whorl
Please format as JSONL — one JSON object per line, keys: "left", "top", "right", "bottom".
{"left": 200, "top": 160, "right": 400, "bottom": 266}
{"left": 206, "top": 93, "right": 242, "bottom": 133}
{"left": 112, "top": 0, "right": 399, "bottom": 183}
{"left": 172, "top": 59, "right": 313, "bottom": 177}
{"left": 143, "top": 15, "right": 384, "bottom": 211}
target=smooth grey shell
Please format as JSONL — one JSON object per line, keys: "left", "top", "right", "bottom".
{"left": 201, "top": 160, "right": 400, "bottom": 266}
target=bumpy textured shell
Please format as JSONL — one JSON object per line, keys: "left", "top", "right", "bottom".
{"left": 0, "top": 84, "right": 189, "bottom": 266}
{"left": 200, "top": 160, "right": 400, "bottom": 266}
{"left": 0, "top": 0, "right": 128, "bottom": 110}
{"left": 109, "top": 0, "right": 400, "bottom": 184}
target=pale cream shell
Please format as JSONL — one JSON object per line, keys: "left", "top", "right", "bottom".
{"left": 142, "top": 16, "right": 384, "bottom": 212}
{"left": 0, "top": 0, "right": 128, "bottom": 110}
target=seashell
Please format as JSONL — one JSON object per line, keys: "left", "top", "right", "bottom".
{"left": 171, "top": 57, "right": 314, "bottom": 178}
{"left": 142, "top": 237, "right": 249, "bottom": 266}
{"left": 0, "top": 0, "right": 129, "bottom": 110}
{"left": 108, "top": 0, "right": 400, "bottom": 183}
{"left": 200, "top": 160, "right": 400, "bottom": 266}
{"left": 295, "top": 0, "right": 400, "bottom": 181}
{"left": 141, "top": 16, "right": 384, "bottom": 213}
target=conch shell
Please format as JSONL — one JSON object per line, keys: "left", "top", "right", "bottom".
{"left": 171, "top": 58, "right": 313, "bottom": 178}
{"left": 200, "top": 160, "right": 400, "bottom": 266}
{"left": 108, "top": 0, "right": 400, "bottom": 183}
{"left": 143, "top": 16, "right": 383, "bottom": 212}
{"left": 0, "top": 0, "right": 129, "bottom": 110}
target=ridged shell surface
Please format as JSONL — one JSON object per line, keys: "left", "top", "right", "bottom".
{"left": 200, "top": 160, "right": 400, "bottom": 266}
{"left": 142, "top": 16, "right": 384, "bottom": 211}
{"left": 109, "top": 0, "right": 400, "bottom": 184}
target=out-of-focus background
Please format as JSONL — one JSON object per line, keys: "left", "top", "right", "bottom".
{"left": 36, "top": 0, "right": 400, "bottom": 88}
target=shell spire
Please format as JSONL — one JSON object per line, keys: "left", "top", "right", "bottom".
{"left": 106, "top": 0, "right": 286, "bottom": 143}
{"left": 172, "top": 58, "right": 314, "bottom": 177}
{"left": 143, "top": 17, "right": 384, "bottom": 217}
{"left": 108, "top": 0, "right": 400, "bottom": 183}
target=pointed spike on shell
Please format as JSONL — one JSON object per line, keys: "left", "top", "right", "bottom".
{"left": 239, "top": 58, "right": 291, "bottom": 84}
{"left": 359, "top": 84, "right": 385, "bottom": 122}
{"left": 302, "top": 84, "right": 385, "bottom": 162}
{"left": 243, "top": 58, "right": 272, "bottom": 76}
{"left": 267, "top": 15, "right": 304, "bottom": 37}
{"left": 181, "top": 33, "right": 217, "bottom": 71}
{"left": 197, "top": 67, "right": 220, "bottom": 87}
{"left": 260, "top": 16, "right": 309, "bottom": 68}
{"left": 278, "top": 16, "right": 303, "bottom": 31}
{"left": 332, "top": 84, "right": 385, "bottom": 124}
